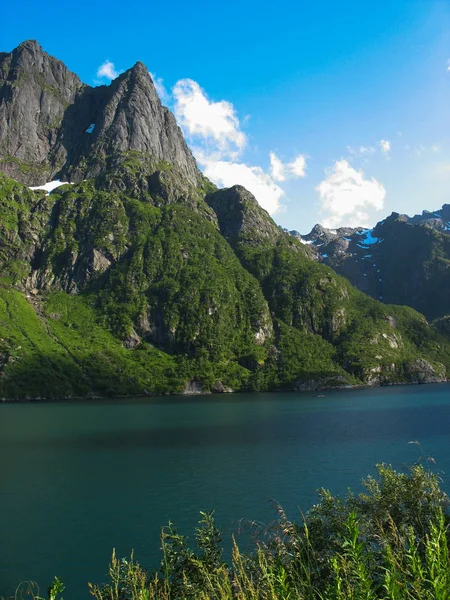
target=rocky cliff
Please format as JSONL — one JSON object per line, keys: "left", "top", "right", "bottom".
{"left": 0, "top": 40, "right": 199, "bottom": 187}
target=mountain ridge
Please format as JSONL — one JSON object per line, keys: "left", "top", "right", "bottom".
{"left": 293, "top": 204, "right": 450, "bottom": 321}
{"left": 0, "top": 40, "right": 199, "bottom": 187}
{"left": 0, "top": 40, "right": 449, "bottom": 399}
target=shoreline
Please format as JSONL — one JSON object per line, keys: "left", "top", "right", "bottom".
{"left": 1, "top": 377, "right": 449, "bottom": 404}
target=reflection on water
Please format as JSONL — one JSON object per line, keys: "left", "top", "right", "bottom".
{"left": 1, "top": 383, "right": 450, "bottom": 598}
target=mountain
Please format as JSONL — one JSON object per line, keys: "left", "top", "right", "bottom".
{"left": 294, "top": 206, "right": 450, "bottom": 322}
{"left": 0, "top": 40, "right": 199, "bottom": 187}
{"left": 0, "top": 40, "right": 449, "bottom": 399}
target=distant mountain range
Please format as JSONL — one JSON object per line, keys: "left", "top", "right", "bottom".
{"left": 290, "top": 205, "right": 450, "bottom": 321}
{"left": 0, "top": 40, "right": 449, "bottom": 399}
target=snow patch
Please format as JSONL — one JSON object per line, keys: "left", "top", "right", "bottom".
{"left": 29, "top": 180, "right": 72, "bottom": 194}
{"left": 358, "top": 229, "right": 379, "bottom": 247}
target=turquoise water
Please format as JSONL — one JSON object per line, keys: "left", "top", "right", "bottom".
{"left": 1, "top": 384, "right": 450, "bottom": 598}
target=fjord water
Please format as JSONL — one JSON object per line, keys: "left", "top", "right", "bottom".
{"left": 2, "top": 385, "right": 450, "bottom": 598}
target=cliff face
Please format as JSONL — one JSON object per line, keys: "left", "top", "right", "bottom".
{"left": 0, "top": 40, "right": 448, "bottom": 399}
{"left": 0, "top": 40, "right": 199, "bottom": 186}
{"left": 0, "top": 40, "right": 84, "bottom": 183}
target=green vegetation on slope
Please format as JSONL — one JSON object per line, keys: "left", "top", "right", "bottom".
{"left": 0, "top": 171, "right": 449, "bottom": 398}
{"left": 208, "top": 186, "right": 450, "bottom": 388}
{"left": 0, "top": 288, "right": 184, "bottom": 398}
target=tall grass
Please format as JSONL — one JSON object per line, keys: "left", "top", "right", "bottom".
{"left": 7, "top": 464, "right": 450, "bottom": 600}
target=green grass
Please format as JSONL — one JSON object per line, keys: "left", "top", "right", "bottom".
{"left": 0, "top": 287, "right": 185, "bottom": 398}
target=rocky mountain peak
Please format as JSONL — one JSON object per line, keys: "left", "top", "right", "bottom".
{"left": 10, "top": 40, "right": 40, "bottom": 65}
{"left": 130, "top": 61, "right": 148, "bottom": 74}
{"left": 0, "top": 40, "right": 199, "bottom": 188}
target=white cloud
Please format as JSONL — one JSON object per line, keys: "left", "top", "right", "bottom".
{"left": 172, "top": 78, "right": 290, "bottom": 214}
{"left": 96, "top": 60, "right": 119, "bottom": 81}
{"left": 173, "top": 79, "right": 246, "bottom": 160}
{"left": 289, "top": 154, "right": 307, "bottom": 177}
{"left": 270, "top": 152, "right": 286, "bottom": 182}
{"left": 447, "top": 59, "right": 450, "bottom": 72}
{"left": 270, "top": 152, "right": 307, "bottom": 181}
{"left": 200, "top": 158, "right": 284, "bottom": 214}
{"left": 380, "top": 139, "right": 391, "bottom": 153}
{"left": 150, "top": 72, "right": 168, "bottom": 101}
{"left": 316, "top": 160, "right": 385, "bottom": 228}
{"left": 172, "top": 78, "right": 310, "bottom": 215}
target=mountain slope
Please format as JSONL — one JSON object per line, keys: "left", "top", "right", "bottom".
{"left": 0, "top": 40, "right": 448, "bottom": 398}
{"left": 294, "top": 206, "right": 450, "bottom": 321}
{"left": 207, "top": 186, "right": 450, "bottom": 388}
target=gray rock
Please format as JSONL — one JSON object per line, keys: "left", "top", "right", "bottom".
{"left": 206, "top": 185, "right": 282, "bottom": 243}
{"left": 0, "top": 41, "right": 200, "bottom": 187}
{"left": 182, "top": 380, "right": 209, "bottom": 395}
{"left": 123, "top": 330, "right": 141, "bottom": 349}
{"left": 211, "top": 380, "right": 233, "bottom": 393}
{"left": 403, "top": 358, "right": 446, "bottom": 384}
{"left": 0, "top": 40, "right": 84, "bottom": 184}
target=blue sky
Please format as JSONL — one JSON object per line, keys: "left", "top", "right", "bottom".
{"left": 3, "top": 0, "right": 450, "bottom": 232}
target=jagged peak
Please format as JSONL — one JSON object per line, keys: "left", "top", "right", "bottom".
{"left": 16, "top": 39, "right": 43, "bottom": 54}
{"left": 132, "top": 60, "right": 148, "bottom": 72}
{"left": 117, "top": 60, "right": 154, "bottom": 85}
{"left": 310, "top": 223, "right": 329, "bottom": 235}
{"left": 0, "top": 39, "right": 200, "bottom": 187}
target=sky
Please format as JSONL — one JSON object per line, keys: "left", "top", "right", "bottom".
{"left": 2, "top": 0, "right": 450, "bottom": 233}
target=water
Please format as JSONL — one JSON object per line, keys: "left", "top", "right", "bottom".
{"left": 1, "top": 384, "right": 450, "bottom": 598}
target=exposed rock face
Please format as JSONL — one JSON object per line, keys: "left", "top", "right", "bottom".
{"left": 0, "top": 40, "right": 83, "bottom": 184}
{"left": 183, "top": 380, "right": 209, "bottom": 395}
{"left": 0, "top": 40, "right": 200, "bottom": 187}
{"left": 124, "top": 330, "right": 141, "bottom": 350}
{"left": 403, "top": 359, "right": 446, "bottom": 384}
{"left": 206, "top": 185, "right": 283, "bottom": 243}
